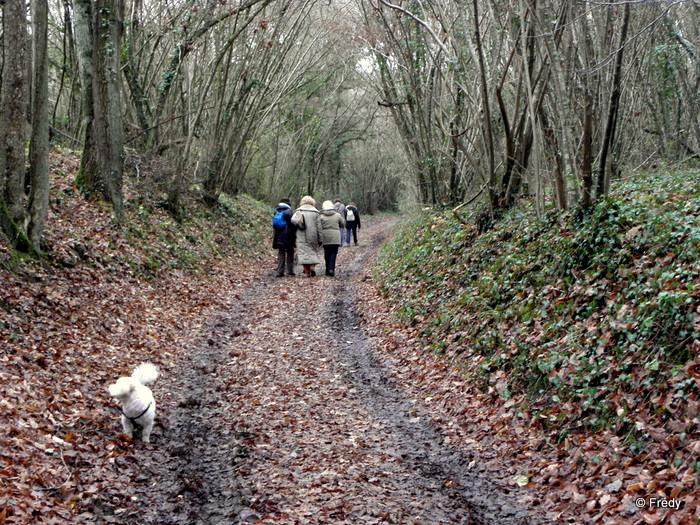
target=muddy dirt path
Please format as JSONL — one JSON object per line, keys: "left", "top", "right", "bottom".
{"left": 94, "top": 218, "right": 537, "bottom": 524}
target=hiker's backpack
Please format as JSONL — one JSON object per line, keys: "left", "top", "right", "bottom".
{"left": 346, "top": 208, "right": 355, "bottom": 222}
{"left": 272, "top": 210, "right": 287, "bottom": 229}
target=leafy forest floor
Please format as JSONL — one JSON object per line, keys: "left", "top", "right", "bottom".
{"left": 1, "top": 150, "right": 699, "bottom": 524}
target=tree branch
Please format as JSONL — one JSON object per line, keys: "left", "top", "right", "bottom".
{"left": 375, "top": 0, "right": 451, "bottom": 58}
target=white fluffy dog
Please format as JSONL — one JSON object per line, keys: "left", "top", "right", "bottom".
{"left": 108, "top": 363, "right": 159, "bottom": 442}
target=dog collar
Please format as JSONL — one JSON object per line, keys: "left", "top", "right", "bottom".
{"left": 122, "top": 401, "right": 152, "bottom": 423}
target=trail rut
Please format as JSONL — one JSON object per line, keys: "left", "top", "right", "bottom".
{"left": 89, "top": 218, "right": 538, "bottom": 524}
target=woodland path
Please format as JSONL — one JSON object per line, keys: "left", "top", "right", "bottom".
{"left": 93, "top": 217, "right": 538, "bottom": 524}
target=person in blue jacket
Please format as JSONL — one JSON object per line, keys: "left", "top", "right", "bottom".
{"left": 272, "top": 198, "right": 296, "bottom": 276}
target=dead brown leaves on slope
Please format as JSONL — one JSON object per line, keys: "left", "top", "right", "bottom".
{"left": 0, "top": 150, "right": 263, "bottom": 524}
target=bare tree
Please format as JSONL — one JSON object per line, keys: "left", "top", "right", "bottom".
{"left": 6, "top": 0, "right": 697, "bottom": 244}
{"left": 28, "top": 0, "right": 51, "bottom": 250}
{"left": 73, "top": 0, "right": 99, "bottom": 200}
{"left": 596, "top": 2, "right": 631, "bottom": 198}
{"left": 357, "top": 0, "right": 699, "bottom": 214}
{"left": 0, "top": 0, "right": 32, "bottom": 250}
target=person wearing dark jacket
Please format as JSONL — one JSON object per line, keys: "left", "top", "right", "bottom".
{"left": 344, "top": 202, "right": 361, "bottom": 245}
{"left": 320, "top": 200, "right": 345, "bottom": 277}
{"left": 272, "top": 198, "right": 295, "bottom": 277}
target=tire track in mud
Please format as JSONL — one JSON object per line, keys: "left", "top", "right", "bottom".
{"left": 223, "top": 220, "right": 537, "bottom": 524}
{"left": 328, "top": 224, "right": 534, "bottom": 524}
{"left": 108, "top": 291, "right": 265, "bottom": 524}
{"left": 92, "top": 218, "right": 537, "bottom": 524}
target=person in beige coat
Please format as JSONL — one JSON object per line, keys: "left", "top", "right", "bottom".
{"left": 319, "top": 200, "right": 345, "bottom": 277}
{"left": 292, "top": 196, "right": 323, "bottom": 277}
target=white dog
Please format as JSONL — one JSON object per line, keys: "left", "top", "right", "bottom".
{"left": 108, "top": 363, "right": 159, "bottom": 442}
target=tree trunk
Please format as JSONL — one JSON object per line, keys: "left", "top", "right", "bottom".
{"left": 91, "top": 0, "right": 125, "bottom": 221}
{"left": 581, "top": 99, "right": 594, "bottom": 208}
{"left": 544, "top": 111, "right": 568, "bottom": 210}
{"left": 596, "top": 2, "right": 631, "bottom": 198}
{"left": 74, "top": 0, "right": 125, "bottom": 222}
{"left": 472, "top": 0, "right": 497, "bottom": 211}
{"left": 0, "top": 0, "right": 30, "bottom": 249}
{"left": 73, "top": 0, "right": 99, "bottom": 193}
{"left": 123, "top": 0, "right": 152, "bottom": 140}
{"left": 28, "top": 0, "right": 51, "bottom": 251}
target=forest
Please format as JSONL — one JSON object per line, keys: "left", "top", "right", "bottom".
{"left": 1, "top": 0, "right": 700, "bottom": 523}
{"left": 3, "top": 0, "right": 700, "bottom": 244}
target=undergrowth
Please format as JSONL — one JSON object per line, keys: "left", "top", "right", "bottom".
{"left": 376, "top": 170, "right": 700, "bottom": 441}
{"left": 0, "top": 148, "right": 271, "bottom": 279}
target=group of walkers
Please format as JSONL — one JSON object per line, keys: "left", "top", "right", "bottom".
{"left": 272, "top": 196, "right": 361, "bottom": 278}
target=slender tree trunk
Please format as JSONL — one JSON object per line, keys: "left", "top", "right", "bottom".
{"left": 0, "top": 0, "right": 30, "bottom": 249}
{"left": 52, "top": 0, "right": 73, "bottom": 129}
{"left": 504, "top": 1, "right": 538, "bottom": 209}
{"left": 539, "top": 1, "right": 578, "bottom": 203}
{"left": 28, "top": 0, "right": 51, "bottom": 251}
{"left": 542, "top": 106, "right": 567, "bottom": 210}
{"left": 123, "top": 0, "right": 152, "bottom": 140}
{"left": 596, "top": 2, "right": 631, "bottom": 198}
{"left": 582, "top": 99, "right": 594, "bottom": 208}
{"left": 472, "top": 0, "right": 496, "bottom": 211}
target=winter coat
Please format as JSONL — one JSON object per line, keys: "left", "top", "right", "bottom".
{"left": 295, "top": 204, "right": 323, "bottom": 265}
{"left": 334, "top": 201, "right": 346, "bottom": 220}
{"left": 319, "top": 207, "right": 345, "bottom": 246}
{"left": 345, "top": 205, "right": 361, "bottom": 228}
{"left": 272, "top": 203, "right": 295, "bottom": 249}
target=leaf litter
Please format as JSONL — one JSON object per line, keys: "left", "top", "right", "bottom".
{"left": 4, "top": 155, "right": 694, "bottom": 523}
{"left": 1, "top": 206, "right": 537, "bottom": 523}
